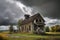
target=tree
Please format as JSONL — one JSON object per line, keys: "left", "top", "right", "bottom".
{"left": 45, "top": 26, "right": 50, "bottom": 32}
{"left": 9, "top": 24, "right": 14, "bottom": 34}
{"left": 18, "top": 19, "right": 23, "bottom": 32}
{"left": 51, "top": 26, "right": 55, "bottom": 32}
{"left": 56, "top": 25, "right": 60, "bottom": 32}
{"left": 51, "top": 25, "right": 60, "bottom": 32}
{"left": 18, "top": 19, "right": 23, "bottom": 26}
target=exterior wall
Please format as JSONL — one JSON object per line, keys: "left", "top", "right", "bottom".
{"left": 20, "top": 22, "right": 34, "bottom": 33}
{"left": 33, "top": 18, "right": 45, "bottom": 34}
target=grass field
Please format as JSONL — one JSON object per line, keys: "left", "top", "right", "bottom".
{"left": 8, "top": 33, "right": 60, "bottom": 40}
{"left": 46, "top": 32, "right": 60, "bottom": 34}
{"left": 0, "top": 32, "right": 60, "bottom": 40}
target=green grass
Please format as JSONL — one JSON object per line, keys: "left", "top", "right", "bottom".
{"left": 7, "top": 33, "right": 60, "bottom": 40}
{"left": 8, "top": 37, "right": 40, "bottom": 40}
{"left": 0, "top": 32, "right": 60, "bottom": 40}
{"left": 10, "top": 33, "right": 60, "bottom": 38}
{"left": 46, "top": 32, "right": 60, "bottom": 34}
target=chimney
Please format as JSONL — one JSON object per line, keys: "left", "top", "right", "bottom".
{"left": 24, "top": 14, "right": 30, "bottom": 19}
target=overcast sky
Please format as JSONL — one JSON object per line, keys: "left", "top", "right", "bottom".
{"left": 0, "top": 0, "right": 60, "bottom": 27}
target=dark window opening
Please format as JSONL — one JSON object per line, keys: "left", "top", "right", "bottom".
{"left": 25, "top": 26, "right": 26, "bottom": 31}
{"left": 29, "top": 25, "right": 31, "bottom": 31}
{"left": 34, "top": 24, "right": 38, "bottom": 31}
{"left": 36, "top": 19, "right": 38, "bottom": 22}
{"left": 39, "top": 19, "right": 41, "bottom": 22}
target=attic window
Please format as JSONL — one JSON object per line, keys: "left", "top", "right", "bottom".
{"left": 36, "top": 19, "right": 38, "bottom": 22}
{"left": 39, "top": 19, "right": 41, "bottom": 22}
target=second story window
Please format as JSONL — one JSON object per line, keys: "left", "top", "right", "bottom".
{"left": 36, "top": 19, "right": 42, "bottom": 22}
{"left": 36, "top": 19, "right": 38, "bottom": 22}
{"left": 39, "top": 19, "right": 41, "bottom": 22}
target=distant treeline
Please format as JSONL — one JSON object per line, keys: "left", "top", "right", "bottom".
{"left": 45, "top": 25, "right": 60, "bottom": 32}
{"left": 0, "top": 30, "right": 9, "bottom": 32}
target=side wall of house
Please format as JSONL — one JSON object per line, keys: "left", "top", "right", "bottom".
{"left": 20, "top": 22, "right": 34, "bottom": 33}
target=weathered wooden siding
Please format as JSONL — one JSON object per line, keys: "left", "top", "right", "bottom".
{"left": 20, "top": 22, "right": 34, "bottom": 33}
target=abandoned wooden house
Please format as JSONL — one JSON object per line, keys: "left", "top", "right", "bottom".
{"left": 20, "top": 13, "right": 45, "bottom": 34}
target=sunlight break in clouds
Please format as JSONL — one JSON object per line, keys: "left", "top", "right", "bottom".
{"left": 6, "top": 0, "right": 32, "bottom": 15}
{"left": 16, "top": 1, "right": 32, "bottom": 15}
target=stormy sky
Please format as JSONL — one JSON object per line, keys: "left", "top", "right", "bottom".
{"left": 0, "top": 0, "right": 60, "bottom": 27}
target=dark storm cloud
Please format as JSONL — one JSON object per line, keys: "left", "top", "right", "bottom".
{"left": 17, "top": 0, "right": 60, "bottom": 19}
{"left": 17, "top": 0, "right": 52, "bottom": 6}
{"left": 0, "top": 0, "right": 60, "bottom": 26}
{"left": 0, "top": 0, "right": 24, "bottom": 25}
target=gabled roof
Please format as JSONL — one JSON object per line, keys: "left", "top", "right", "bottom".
{"left": 21, "top": 13, "right": 45, "bottom": 25}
